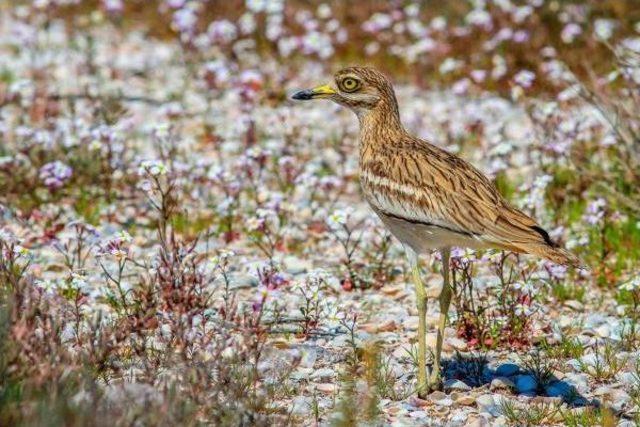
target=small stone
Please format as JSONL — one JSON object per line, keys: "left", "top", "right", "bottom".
{"left": 403, "top": 317, "right": 418, "bottom": 331}
{"left": 409, "top": 396, "right": 429, "bottom": 407}
{"left": 403, "top": 315, "right": 439, "bottom": 331}
{"left": 226, "top": 273, "right": 258, "bottom": 289}
{"left": 424, "top": 392, "right": 456, "bottom": 409}
{"left": 428, "top": 390, "right": 447, "bottom": 403}
{"left": 433, "top": 405, "right": 450, "bottom": 415}
{"left": 380, "top": 284, "right": 401, "bottom": 296}
{"left": 408, "top": 410, "right": 428, "bottom": 419}
{"left": 361, "top": 319, "right": 397, "bottom": 333}
{"left": 300, "top": 348, "right": 317, "bottom": 368}
{"left": 476, "top": 394, "right": 497, "bottom": 414}
{"left": 515, "top": 375, "right": 537, "bottom": 393}
{"left": 291, "top": 396, "right": 312, "bottom": 416}
{"left": 595, "top": 324, "right": 611, "bottom": 338}
{"left": 490, "top": 377, "right": 515, "bottom": 392}
{"left": 444, "top": 378, "right": 471, "bottom": 392}
{"left": 445, "top": 337, "right": 468, "bottom": 351}
{"left": 311, "top": 368, "right": 335, "bottom": 381}
{"left": 290, "top": 367, "right": 313, "bottom": 381}
{"left": 531, "top": 396, "right": 562, "bottom": 405}
{"left": 283, "top": 256, "right": 312, "bottom": 275}
{"left": 563, "top": 373, "right": 589, "bottom": 394}
{"left": 392, "top": 346, "right": 410, "bottom": 359}
{"left": 466, "top": 415, "right": 490, "bottom": 427}
{"left": 495, "top": 363, "right": 519, "bottom": 377}
{"left": 618, "top": 371, "right": 637, "bottom": 387}
{"left": 315, "top": 383, "right": 335, "bottom": 394}
{"left": 493, "top": 415, "right": 509, "bottom": 426}
{"left": 563, "top": 300, "right": 584, "bottom": 311}
{"left": 455, "top": 394, "right": 477, "bottom": 406}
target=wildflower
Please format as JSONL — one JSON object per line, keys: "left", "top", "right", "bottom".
{"left": 39, "top": 161, "right": 73, "bottom": 190}
{"left": 583, "top": 198, "right": 606, "bottom": 225}
{"left": 172, "top": 6, "right": 198, "bottom": 35}
{"left": 439, "top": 58, "right": 462, "bottom": 75}
{"left": 452, "top": 78, "right": 471, "bottom": 95}
{"left": 362, "top": 13, "right": 393, "bottom": 32}
{"left": 246, "top": 216, "right": 265, "bottom": 232}
{"left": 561, "top": 23, "right": 582, "bottom": 44}
{"left": 35, "top": 279, "right": 58, "bottom": 294}
{"left": 71, "top": 273, "right": 90, "bottom": 291}
{"left": 207, "top": 19, "right": 237, "bottom": 44}
{"left": 512, "top": 30, "right": 529, "bottom": 43}
{"left": 514, "top": 304, "right": 533, "bottom": 316}
{"left": 470, "top": 69, "right": 487, "bottom": 83}
{"left": 594, "top": 19, "right": 616, "bottom": 41}
{"left": 513, "top": 70, "right": 536, "bottom": 88}
{"left": 619, "top": 276, "right": 640, "bottom": 292}
{"left": 301, "top": 31, "right": 334, "bottom": 59}
{"left": 153, "top": 123, "right": 171, "bottom": 139}
{"left": 326, "top": 208, "right": 352, "bottom": 229}
{"left": 430, "top": 16, "right": 447, "bottom": 31}
{"left": 102, "top": 0, "right": 123, "bottom": 13}
{"left": 138, "top": 160, "right": 168, "bottom": 176}
{"left": 13, "top": 245, "right": 30, "bottom": 257}
{"left": 513, "top": 281, "right": 537, "bottom": 294}
{"left": 0, "top": 227, "right": 17, "bottom": 243}
{"left": 210, "top": 249, "right": 235, "bottom": 266}
{"left": 96, "top": 231, "right": 132, "bottom": 260}
{"left": 465, "top": 8, "right": 492, "bottom": 29}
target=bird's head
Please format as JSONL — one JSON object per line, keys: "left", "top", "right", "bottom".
{"left": 292, "top": 66, "right": 399, "bottom": 120}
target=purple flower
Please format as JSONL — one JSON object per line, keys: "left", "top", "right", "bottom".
{"left": 583, "top": 198, "right": 606, "bottom": 225}
{"left": 561, "top": 23, "right": 582, "bottom": 43}
{"left": 208, "top": 20, "right": 237, "bottom": 44}
{"left": 39, "top": 161, "right": 72, "bottom": 190}
{"left": 102, "top": 0, "right": 123, "bottom": 13}
{"left": 513, "top": 70, "right": 536, "bottom": 88}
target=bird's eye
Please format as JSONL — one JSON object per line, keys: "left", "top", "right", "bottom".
{"left": 341, "top": 77, "right": 359, "bottom": 92}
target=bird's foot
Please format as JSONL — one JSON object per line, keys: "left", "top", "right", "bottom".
{"left": 427, "top": 370, "right": 442, "bottom": 392}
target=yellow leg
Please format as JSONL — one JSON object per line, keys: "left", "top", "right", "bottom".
{"left": 409, "top": 252, "right": 430, "bottom": 397}
{"left": 429, "top": 248, "right": 452, "bottom": 387}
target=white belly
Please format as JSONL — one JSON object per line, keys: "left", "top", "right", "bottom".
{"left": 373, "top": 207, "right": 489, "bottom": 254}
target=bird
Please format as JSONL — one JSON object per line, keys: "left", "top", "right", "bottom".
{"left": 291, "top": 66, "right": 579, "bottom": 397}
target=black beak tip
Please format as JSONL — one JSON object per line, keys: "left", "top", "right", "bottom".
{"left": 291, "top": 89, "right": 313, "bottom": 100}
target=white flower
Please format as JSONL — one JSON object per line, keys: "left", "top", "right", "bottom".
{"left": 13, "top": 245, "right": 29, "bottom": 257}
{"left": 619, "top": 276, "right": 640, "bottom": 292}
{"left": 514, "top": 304, "right": 533, "bottom": 316}
{"left": 561, "top": 23, "right": 582, "bottom": 44}
{"left": 513, "top": 70, "right": 536, "bottom": 88}
{"left": 326, "top": 208, "right": 352, "bottom": 229}
{"left": 594, "top": 19, "right": 616, "bottom": 41}
{"left": 439, "top": 58, "right": 462, "bottom": 75}
{"left": 35, "top": 279, "right": 59, "bottom": 294}
{"left": 117, "top": 230, "right": 133, "bottom": 243}
{"left": 138, "top": 160, "right": 168, "bottom": 176}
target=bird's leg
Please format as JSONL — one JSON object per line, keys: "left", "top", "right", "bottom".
{"left": 409, "top": 252, "right": 430, "bottom": 397}
{"left": 429, "top": 248, "right": 452, "bottom": 388}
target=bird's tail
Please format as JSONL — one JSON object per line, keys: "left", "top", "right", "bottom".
{"left": 520, "top": 244, "right": 583, "bottom": 268}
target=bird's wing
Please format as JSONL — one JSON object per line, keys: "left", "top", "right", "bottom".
{"left": 361, "top": 140, "right": 558, "bottom": 252}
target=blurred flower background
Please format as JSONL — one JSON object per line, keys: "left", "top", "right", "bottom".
{"left": 0, "top": 0, "right": 639, "bottom": 425}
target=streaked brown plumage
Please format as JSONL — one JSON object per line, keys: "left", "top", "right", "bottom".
{"left": 335, "top": 66, "right": 577, "bottom": 266}
{"left": 292, "top": 66, "right": 579, "bottom": 395}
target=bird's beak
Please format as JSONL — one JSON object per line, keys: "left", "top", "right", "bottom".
{"left": 291, "top": 84, "right": 336, "bottom": 100}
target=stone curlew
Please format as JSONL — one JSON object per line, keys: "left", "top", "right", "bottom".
{"left": 292, "top": 66, "right": 579, "bottom": 397}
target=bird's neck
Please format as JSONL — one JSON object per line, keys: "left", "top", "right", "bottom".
{"left": 358, "top": 103, "right": 406, "bottom": 149}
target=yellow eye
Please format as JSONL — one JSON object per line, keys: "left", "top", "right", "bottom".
{"left": 341, "top": 77, "right": 359, "bottom": 92}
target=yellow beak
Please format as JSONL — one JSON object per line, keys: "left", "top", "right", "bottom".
{"left": 291, "top": 84, "right": 336, "bottom": 100}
